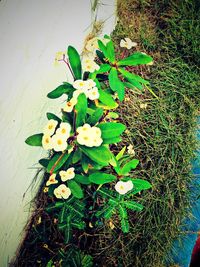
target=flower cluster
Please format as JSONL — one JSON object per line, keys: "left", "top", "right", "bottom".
{"left": 115, "top": 180, "right": 133, "bottom": 195}
{"left": 46, "top": 167, "right": 75, "bottom": 199}
{"left": 82, "top": 56, "right": 100, "bottom": 73}
{"left": 42, "top": 120, "right": 71, "bottom": 152}
{"left": 63, "top": 79, "right": 99, "bottom": 113}
{"left": 77, "top": 123, "right": 103, "bottom": 147}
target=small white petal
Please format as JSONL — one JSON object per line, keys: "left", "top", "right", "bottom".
{"left": 88, "top": 87, "right": 100, "bottom": 100}
{"left": 43, "top": 119, "right": 58, "bottom": 136}
{"left": 51, "top": 134, "right": 68, "bottom": 152}
{"left": 42, "top": 134, "right": 53, "bottom": 150}
{"left": 46, "top": 174, "right": 58, "bottom": 186}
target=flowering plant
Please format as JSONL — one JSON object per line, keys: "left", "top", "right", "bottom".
{"left": 25, "top": 35, "right": 152, "bottom": 239}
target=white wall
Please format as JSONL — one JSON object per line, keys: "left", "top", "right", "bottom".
{"left": 0, "top": 0, "right": 116, "bottom": 266}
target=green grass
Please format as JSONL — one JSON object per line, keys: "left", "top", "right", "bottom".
{"left": 86, "top": 0, "right": 200, "bottom": 266}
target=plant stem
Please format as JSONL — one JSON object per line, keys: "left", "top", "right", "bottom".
{"left": 63, "top": 55, "right": 75, "bottom": 80}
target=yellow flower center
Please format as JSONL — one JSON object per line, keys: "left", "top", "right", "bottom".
{"left": 61, "top": 129, "right": 66, "bottom": 134}
{"left": 57, "top": 139, "right": 62, "bottom": 145}
{"left": 83, "top": 136, "right": 89, "bottom": 141}
{"left": 45, "top": 138, "right": 49, "bottom": 143}
{"left": 120, "top": 185, "right": 124, "bottom": 190}
{"left": 48, "top": 125, "right": 53, "bottom": 129}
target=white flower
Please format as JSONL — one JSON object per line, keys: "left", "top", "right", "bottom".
{"left": 77, "top": 131, "right": 94, "bottom": 147}
{"left": 115, "top": 180, "right": 133, "bottom": 195}
{"left": 54, "top": 184, "right": 71, "bottom": 199}
{"left": 73, "top": 79, "right": 88, "bottom": 90}
{"left": 90, "top": 126, "right": 101, "bottom": 137}
{"left": 86, "top": 79, "right": 96, "bottom": 89}
{"left": 43, "top": 119, "right": 58, "bottom": 136}
{"left": 46, "top": 174, "right": 58, "bottom": 186}
{"left": 120, "top": 38, "right": 137, "bottom": 49}
{"left": 63, "top": 97, "right": 77, "bottom": 113}
{"left": 127, "top": 144, "right": 135, "bottom": 156}
{"left": 88, "top": 87, "right": 100, "bottom": 100}
{"left": 73, "top": 89, "right": 89, "bottom": 99}
{"left": 85, "top": 37, "right": 99, "bottom": 53}
{"left": 76, "top": 124, "right": 102, "bottom": 147}
{"left": 92, "top": 136, "right": 103, "bottom": 147}
{"left": 42, "top": 134, "right": 53, "bottom": 150}
{"left": 51, "top": 133, "right": 68, "bottom": 152}
{"left": 82, "top": 58, "right": 100, "bottom": 73}
{"left": 59, "top": 167, "right": 75, "bottom": 182}
{"left": 56, "top": 122, "right": 71, "bottom": 138}
{"left": 85, "top": 37, "right": 110, "bottom": 53}
{"left": 76, "top": 123, "right": 91, "bottom": 134}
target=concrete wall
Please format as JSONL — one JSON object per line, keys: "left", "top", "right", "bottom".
{"left": 0, "top": 0, "right": 116, "bottom": 265}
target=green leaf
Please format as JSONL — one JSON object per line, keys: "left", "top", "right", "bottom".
{"left": 124, "top": 81, "right": 143, "bottom": 91}
{"left": 106, "top": 112, "right": 119, "bottom": 119}
{"left": 119, "top": 205, "right": 129, "bottom": 233}
{"left": 120, "top": 159, "right": 139, "bottom": 175}
{"left": 131, "top": 179, "right": 152, "bottom": 191}
{"left": 108, "top": 68, "right": 118, "bottom": 92}
{"left": 96, "top": 63, "right": 111, "bottom": 73}
{"left": 46, "top": 112, "right": 61, "bottom": 123}
{"left": 89, "top": 64, "right": 111, "bottom": 79}
{"left": 108, "top": 68, "right": 125, "bottom": 101}
{"left": 104, "top": 205, "right": 116, "bottom": 219}
{"left": 64, "top": 216, "right": 72, "bottom": 243}
{"left": 121, "top": 217, "right": 130, "bottom": 233}
{"left": 96, "top": 50, "right": 106, "bottom": 63}
{"left": 106, "top": 40, "right": 115, "bottom": 63}
{"left": 87, "top": 108, "right": 103, "bottom": 126}
{"left": 124, "top": 201, "right": 144, "bottom": 211}
{"left": 98, "top": 89, "right": 118, "bottom": 109}
{"left": 98, "top": 122, "right": 126, "bottom": 139}
{"left": 25, "top": 133, "right": 43, "bottom": 146}
{"left": 74, "top": 174, "right": 91, "bottom": 185}
{"left": 72, "top": 149, "right": 81, "bottom": 164}
{"left": 47, "top": 83, "right": 73, "bottom": 99}
{"left": 118, "top": 52, "right": 153, "bottom": 66}
{"left": 59, "top": 205, "right": 67, "bottom": 223}
{"left": 97, "top": 40, "right": 109, "bottom": 59}
{"left": 116, "top": 146, "right": 126, "bottom": 160}
{"left": 75, "top": 93, "right": 87, "bottom": 128}
{"left": 67, "top": 46, "right": 82, "bottom": 79}
{"left": 81, "top": 154, "right": 89, "bottom": 173}
{"left": 89, "top": 172, "right": 116, "bottom": 185}
{"left": 47, "top": 152, "right": 70, "bottom": 173}
{"left": 46, "top": 259, "right": 54, "bottom": 267}
{"left": 38, "top": 158, "right": 49, "bottom": 167}
{"left": 119, "top": 68, "right": 149, "bottom": 85}
{"left": 103, "top": 136, "right": 122, "bottom": 144}
{"left": 79, "top": 145, "right": 112, "bottom": 166}
{"left": 68, "top": 180, "right": 84, "bottom": 199}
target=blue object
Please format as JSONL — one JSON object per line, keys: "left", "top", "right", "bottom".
{"left": 166, "top": 116, "right": 200, "bottom": 267}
